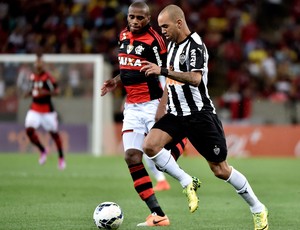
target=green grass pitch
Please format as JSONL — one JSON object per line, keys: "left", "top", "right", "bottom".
{"left": 0, "top": 153, "right": 299, "bottom": 230}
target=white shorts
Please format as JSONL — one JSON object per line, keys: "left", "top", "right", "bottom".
{"left": 122, "top": 100, "right": 159, "bottom": 151}
{"left": 25, "top": 110, "right": 58, "bottom": 132}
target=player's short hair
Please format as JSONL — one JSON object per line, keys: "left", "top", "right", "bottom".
{"left": 129, "top": 1, "right": 150, "bottom": 15}
{"left": 159, "top": 4, "right": 185, "bottom": 22}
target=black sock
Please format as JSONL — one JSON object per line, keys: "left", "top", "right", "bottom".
{"left": 145, "top": 195, "right": 165, "bottom": 216}
{"left": 151, "top": 207, "right": 165, "bottom": 217}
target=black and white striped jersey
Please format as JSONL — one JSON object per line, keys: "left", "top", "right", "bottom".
{"left": 166, "top": 32, "right": 216, "bottom": 116}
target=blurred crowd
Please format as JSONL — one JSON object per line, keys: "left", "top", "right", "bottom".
{"left": 0, "top": 0, "right": 300, "bottom": 123}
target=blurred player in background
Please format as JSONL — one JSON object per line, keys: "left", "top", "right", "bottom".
{"left": 24, "top": 55, "right": 66, "bottom": 170}
{"left": 101, "top": 1, "right": 200, "bottom": 227}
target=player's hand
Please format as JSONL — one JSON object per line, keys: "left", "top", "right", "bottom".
{"left": 101, "top": 79, "right": 117, "bottom": 96}
{"left": 140, "top": 61, "right": 160, "bottom": 76}
{"left": 23, "top": 91, "right": 32, "bottom": 98}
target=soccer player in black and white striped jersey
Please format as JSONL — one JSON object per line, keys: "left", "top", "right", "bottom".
{"left": 141, "top": 4, "right": 268, "bottom": 230}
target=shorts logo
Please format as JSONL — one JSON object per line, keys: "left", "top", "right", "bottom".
{"left": 213, "top": 145, "right": 220, "bottom": 155}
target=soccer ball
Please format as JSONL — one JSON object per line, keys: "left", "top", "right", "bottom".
{"left": 93, "top": 202, "right": 124, "bottom": 229}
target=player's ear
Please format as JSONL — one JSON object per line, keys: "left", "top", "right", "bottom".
{"left": 177, "top": 19, "right": 182, "bottom": 29}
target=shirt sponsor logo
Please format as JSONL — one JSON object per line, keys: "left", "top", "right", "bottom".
{"left": 33, "top": 81, "right": 43, "bottom": 88}
{"left": 190, "top": 49, "right": 196, "bottom": 67}
{"left": 119, "top": 57, "right": 142, "bottom": 67}
{"left": 153, "top": 46, "right": 162, "bottom": 67}
{"left": 166, "top": 78, "right": 184, "bottom": 85}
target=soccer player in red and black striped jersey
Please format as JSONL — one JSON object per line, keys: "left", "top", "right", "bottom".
{"left": 24, "top": 55, "right": 66, "bottom": 170}
{"left": 101, "top": 1, "right": 197, "bottom": 227}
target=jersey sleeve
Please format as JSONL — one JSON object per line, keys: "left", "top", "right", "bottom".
{"left": 149, "top": 39, "right": 166, "bottom": 67}
{"left": 46, "top": 73, "right": 58, "bottom": 92}
{"left": 188, "top": 41, "right": 206, "bottom": 73}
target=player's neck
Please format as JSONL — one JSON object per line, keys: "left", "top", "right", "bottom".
{"left": 176, "top": 27, "right": 191, "bottom": 44}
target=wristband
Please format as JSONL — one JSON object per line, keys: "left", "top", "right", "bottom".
{"left": 160, "top": 68, "right": 168, "bottom": 77}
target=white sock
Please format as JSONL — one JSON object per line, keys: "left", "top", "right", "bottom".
{"left": 226, "top": 167, "right": 264, "bottom": 213}
{"left": 148, "top": 148, "right": 192, "bottom": 187}
{"left": 143, "top": 154, "right": 166, "bottom": 182}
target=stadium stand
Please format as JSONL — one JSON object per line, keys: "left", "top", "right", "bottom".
{"left": 0, "top": 0, "right": 299, "bottom": 124}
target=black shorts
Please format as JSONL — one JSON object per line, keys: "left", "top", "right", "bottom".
{"left": 152, "top": 112, "right": 228, "bottom": 162}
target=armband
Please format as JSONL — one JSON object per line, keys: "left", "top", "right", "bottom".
{"left": 160, "top": 68, "right": 168, "bottom": 77}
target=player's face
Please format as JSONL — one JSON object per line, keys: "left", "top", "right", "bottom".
{"left": 127, "top": 6, "right": 150, "bottom": 34}
{"left": 34, "top": 59, "right": 44, "bottom": 74}
{"left": 158, "top": 12, "right": 180, "bottom": 43}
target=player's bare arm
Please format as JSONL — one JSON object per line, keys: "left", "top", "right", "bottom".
{"left": 101, "top": 74, "right": 121, "bottom": 96}
{"left": 165, "top": 70, "right": 201, "bottom": 87}
{"left": 23, "top": 90, "right": 32, "bottom": 98}
{"left": 155, "top": 87, "right": 168, "bottom": 121}
{"left": 45, "top": 88, "right": 59, "bottom": 96}
{"left": 140, "top": 60, "right": 202, "bottom": 87}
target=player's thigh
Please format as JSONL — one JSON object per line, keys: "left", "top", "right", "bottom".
{"left": 187, "top": 113, "right": 227, "bottom": 162}
{"left": 122, "top": 102, "right": 156, "bottom": 134}
{"left": 151, "top": 114, "right": 186, "bottom": 146}
{"left": 41, "top": 112, "right": 58, "bottom": 132}
{"left": 141, "top": 100, "right": 160, "bottom": 133}
{"left": 122, "top": 132, "right": 145, "bottom": 152}
{"left": 25, "top": 110, "right": 41, "bottom": 128}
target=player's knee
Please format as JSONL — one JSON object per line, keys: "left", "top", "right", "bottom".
{"left": 125, "top": 149, "right": 143, "bottom": 165}
{"left": 210, "top": 164, "right": 230, "bottom": 180}
{"left": 26, "top": 127, "right": 35, "bottom": 136}
{"left": 213, "top": 170, "right": 226, "bottom": 179}
{"left": 142, "top": 140, "right": 155, "bottom": 156}
{"left": 49, "top": 131, "right": 58, "bottom": 138}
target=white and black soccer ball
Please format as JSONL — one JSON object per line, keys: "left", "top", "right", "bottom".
{"left": 93, "top": 202, "right": 124, "bottom": 229}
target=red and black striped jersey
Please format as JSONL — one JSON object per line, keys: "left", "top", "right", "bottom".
{"left": 29, "top": 71, "right": 57, "bottom": 113}
{"left": 118, "top": 24, "right": 167, "bottom": 103}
